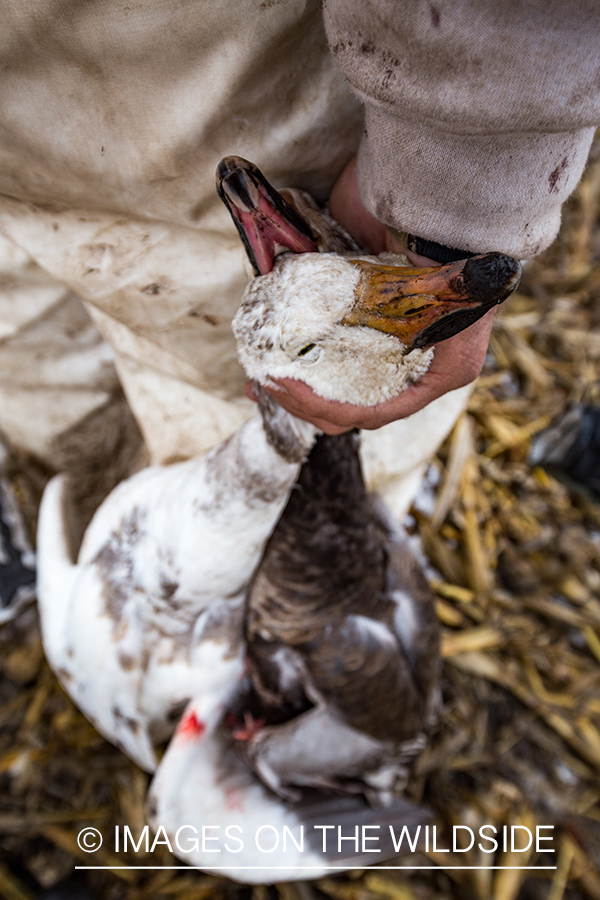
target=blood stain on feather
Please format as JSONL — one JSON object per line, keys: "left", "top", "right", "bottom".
{"left": 177, "top": 711, "right": 206, "bottom": 739}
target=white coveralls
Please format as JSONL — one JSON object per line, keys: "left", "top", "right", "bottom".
{"left": 0, "top": 0, "right": 598, "bottom": 516}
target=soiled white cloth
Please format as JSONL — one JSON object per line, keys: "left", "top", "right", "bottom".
{"left": 0, "top": 0, "right": 597, "bottom": 503}
{"left": 0, "top": 0, "right": 363, "bottom": 465}
{"left": 325, "top": 0, "right": 600, "bottom": 258}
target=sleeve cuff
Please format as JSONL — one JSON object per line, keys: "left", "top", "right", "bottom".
{"left": 356, "top": 106, "right": 595, "bottom": 259}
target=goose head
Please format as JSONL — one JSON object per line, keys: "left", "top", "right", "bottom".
{"left": 217, "top": 157, "right": 522, "bottom": 406}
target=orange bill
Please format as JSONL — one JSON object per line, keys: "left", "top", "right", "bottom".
{"left": 343, "top": 254, "right": 522, "bottom": 349}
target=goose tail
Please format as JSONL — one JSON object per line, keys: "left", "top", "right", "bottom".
{"left": 36, "top": 474, "right": 79, "bottom": 669}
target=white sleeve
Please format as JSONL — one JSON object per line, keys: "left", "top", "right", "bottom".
{"left": 323, "top": 0, "right": 600, "bottom": 257}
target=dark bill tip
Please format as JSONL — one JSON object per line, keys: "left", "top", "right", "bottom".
{"left": 216, "top": 156, "right": 316, "bottom": 242}
{"left": 409, "top": 252, "right": 522, "bottom": 349}
{"left": 216, "top": 157, "right": 261, "bottom": 214}
{"left": 462, "top": 253, "right": 522, "bottom": 305}
{"left": 216, "top": 155, "right": 249, "bottom": 184}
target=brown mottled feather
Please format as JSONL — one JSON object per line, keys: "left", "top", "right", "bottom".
{"left": 245, "top": 431, "right": 440, "bottom": 747}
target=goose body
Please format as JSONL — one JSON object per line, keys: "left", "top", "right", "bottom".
{"left": 37, "top": 395, "right": 316, "bottom": 770}
{"left": 241, "top": 430, "right": 440, "bottom": 804}
{"left": 147, "top": 682, "right": 431, "bottom": 883}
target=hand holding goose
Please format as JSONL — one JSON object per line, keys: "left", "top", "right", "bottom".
{"left": 219, "top": 156, "right": 521, "bottom": 430}
{"left": 287, "top": 154, "right": 512, "bottom": 432}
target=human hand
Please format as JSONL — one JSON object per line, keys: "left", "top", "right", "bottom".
{"left": 260, "top": 155, "right": 497, "bottom": 434}
{"left": 252, "top": 307, "right": 495, "bottom": 434}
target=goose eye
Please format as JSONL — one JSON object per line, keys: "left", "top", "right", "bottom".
{"left": 298, "top": 343, "right": 316, "bottom": 357}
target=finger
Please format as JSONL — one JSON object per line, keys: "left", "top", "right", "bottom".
{"left": 266, "top": 380, "right": 361, "bottom": 426}
{"left": 427, "top": 305, "right": 497, "bottom": 383}
{"left": 262, "top": 383, "right": 355, "bottom": 434}
{"left": 385, "top": 229, "right": 441, "bottom": 267}
{"left": 261, "top": 302, "right": 497, "bottom": 431}
{"left": 352, "top": 308, "right": 497, "bottom": 426}
{"left": 247, "top": 380, "right": 348, "bottom": 432}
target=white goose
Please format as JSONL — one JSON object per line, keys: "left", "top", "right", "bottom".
{"left": 37, "top": 390, "right": 315, "bottom": 771}
{"left": 36, "top": 156, "right": 520, "bottom": 779}
{"left": 146, "top": 684, "right": 431, "bottom": 883}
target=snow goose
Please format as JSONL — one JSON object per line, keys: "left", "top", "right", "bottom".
{"left": 36, "top": 390, "right": 316, "bottom": 771}
{"left": 146, "top": 679, "right": 430, "bottom": 883}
